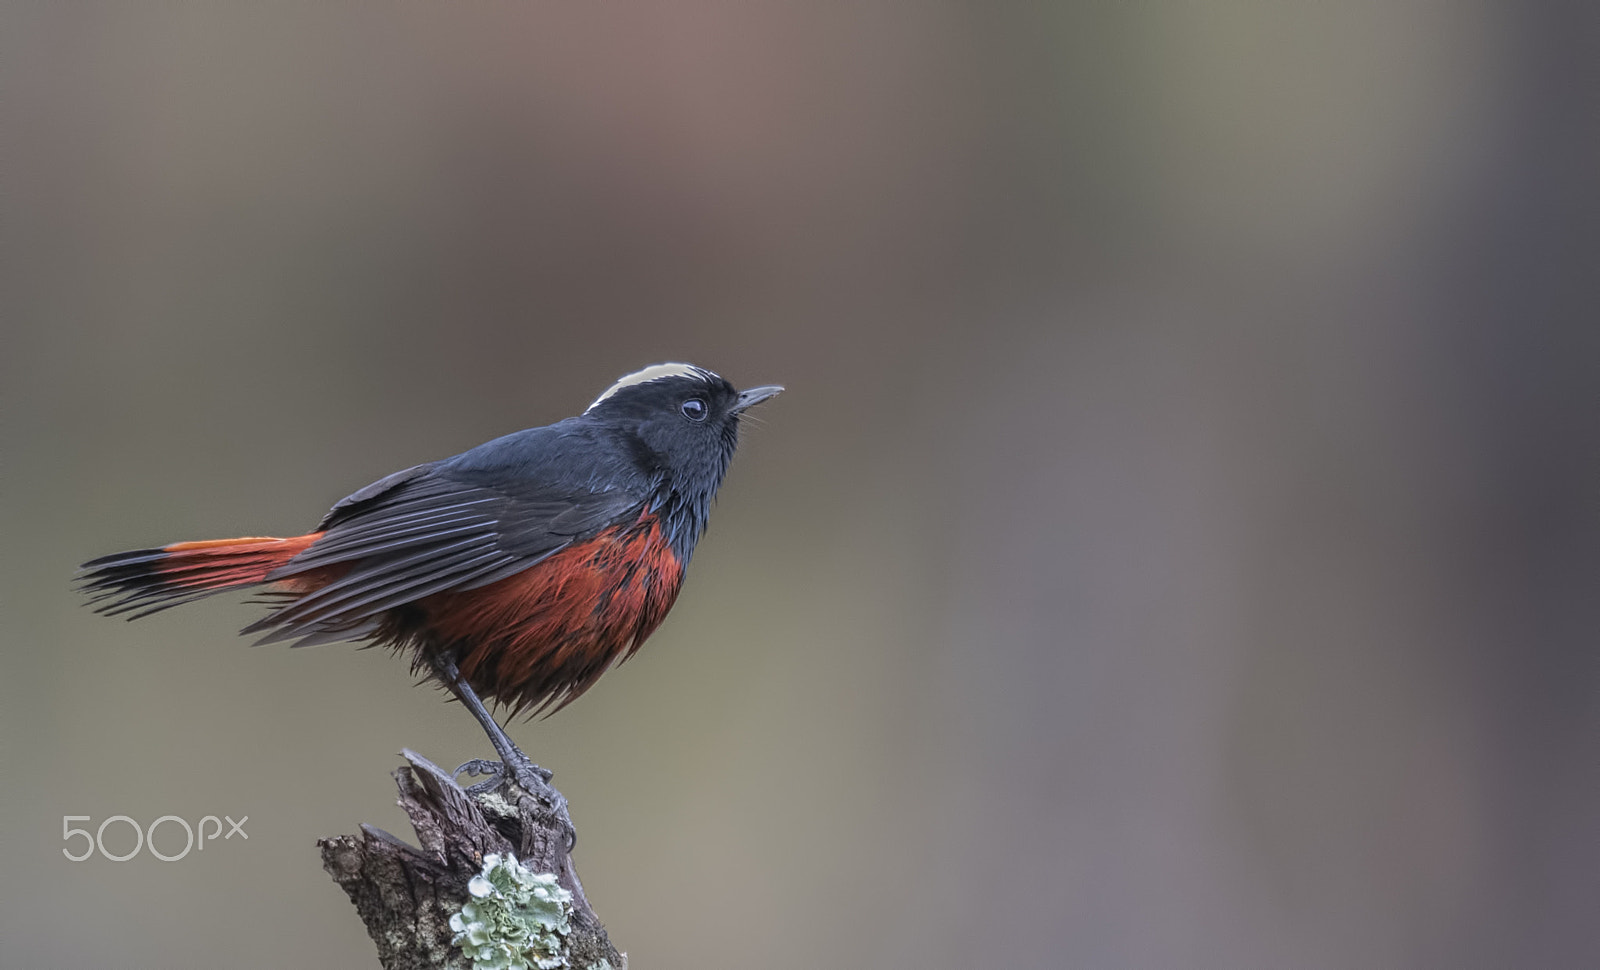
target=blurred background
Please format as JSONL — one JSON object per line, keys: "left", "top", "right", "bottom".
{"left": 4, "top": 3, "right": 1597, "bottom": 968}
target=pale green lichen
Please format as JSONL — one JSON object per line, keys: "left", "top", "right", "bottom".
{"left": 476, "top": 790, "right": 519, "bottom": 819}
{"left": 449, "top": 852, "right": 573, "bottom": 970}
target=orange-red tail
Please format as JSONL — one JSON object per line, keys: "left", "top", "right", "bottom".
{"left": 79, "top": 533, "right": 322, "bottom": 619}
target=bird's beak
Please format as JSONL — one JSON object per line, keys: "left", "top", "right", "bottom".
{"left": 733, "top": 384, "right": 784, "bottom": 412}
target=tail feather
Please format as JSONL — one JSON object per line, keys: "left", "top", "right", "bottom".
{"left": 79, "top": 534, "right": 322, "bottom": 619}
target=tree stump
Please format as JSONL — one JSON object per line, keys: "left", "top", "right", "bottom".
{"left": 319, "top": 749, "right": 624, "bottom": 970}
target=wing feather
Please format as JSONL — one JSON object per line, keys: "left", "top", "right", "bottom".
{"left": 243, "top": 465, "right": 646, "bottom": 647}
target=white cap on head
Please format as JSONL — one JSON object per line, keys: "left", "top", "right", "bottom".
{"left": 586, "top": 363, "right": 719, "bottom": 413}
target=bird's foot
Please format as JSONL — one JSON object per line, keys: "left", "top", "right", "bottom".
{"left": 454, "top": 756, "right": 575, "bottom": 850}
{"left": 452, "top": 757, "right": 554, "bottom": 794}
{"left": 453, "top": 758, "right": 503, "bottom": 782}
{"left": 453, "top": 759, "right": 504, "bottom": 795}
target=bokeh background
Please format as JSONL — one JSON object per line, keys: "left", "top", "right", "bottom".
{"left": 4, "top": 4, "right": 1598, "bottom": 968}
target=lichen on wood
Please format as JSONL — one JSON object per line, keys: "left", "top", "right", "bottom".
{"left": 319, "top": 750, "right": 624, "bottom": 970}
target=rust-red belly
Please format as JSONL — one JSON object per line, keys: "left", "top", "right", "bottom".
{"left": 415, "top": 512, "right": 685, "bottom": 716}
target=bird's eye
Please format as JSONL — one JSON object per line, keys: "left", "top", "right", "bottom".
{"left": 681, "top": 398, "right": 708, "bottom": 421}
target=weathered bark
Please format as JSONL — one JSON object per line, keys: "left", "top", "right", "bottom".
{"left": 319, "top": 750, "right": 624, "bottom": 970}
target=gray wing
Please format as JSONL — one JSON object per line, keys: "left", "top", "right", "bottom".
{"left": 243, "top": 468, "right": 643, "bottom": 647}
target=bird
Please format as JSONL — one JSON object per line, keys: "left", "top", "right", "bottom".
{"left": 79, "top": 363, "right": 782, "bottom": 791}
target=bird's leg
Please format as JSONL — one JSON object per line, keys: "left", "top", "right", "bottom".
{"left": 428, "top": 654, "right": 576, "bottom": 852}
{"left": 428, "top": 653, "right": 553, "bottom": 790}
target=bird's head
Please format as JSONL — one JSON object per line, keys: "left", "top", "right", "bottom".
{"left": 584, "top": 363, "right": 782, "bottom": 498}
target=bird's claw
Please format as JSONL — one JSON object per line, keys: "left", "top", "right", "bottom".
{"left": 453, "top": 759, "right": 503, "bottom": 782}
{"left": 451, "top": 758, "right": 574, "bottom": 849}
{"left": 452, "top": 757, "right": 554, "bottom": 793}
